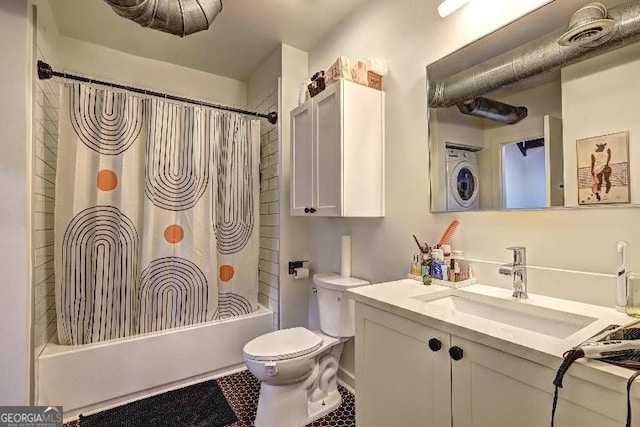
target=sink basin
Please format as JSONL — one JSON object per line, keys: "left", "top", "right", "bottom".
{"left": 413, "top": 293, "right": 597, "bottom": 339}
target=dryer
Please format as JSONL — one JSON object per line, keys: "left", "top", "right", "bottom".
{"left": 446, "top": 148, "right": 480, "bottom": 211}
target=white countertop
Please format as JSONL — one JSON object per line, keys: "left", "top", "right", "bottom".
{"left": 348, "top": 279, "right": 640, "bottom": 393}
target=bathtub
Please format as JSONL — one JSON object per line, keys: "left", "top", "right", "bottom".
{"left": 37, "top": 305, "right": 273, "bottom": 419}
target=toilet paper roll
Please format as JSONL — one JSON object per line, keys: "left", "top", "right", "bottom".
{"left": 293, "top": 267, "right": 309, "bottom": 280}
{"left": 341, "top": 235, "right": 352, "bottom": 277}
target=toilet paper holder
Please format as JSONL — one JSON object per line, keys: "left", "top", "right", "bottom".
{"left": 288, "top": 260, "right": 309, "bottom": 275}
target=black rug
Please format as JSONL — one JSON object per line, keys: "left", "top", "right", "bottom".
{"left": 79, "top": 379, "right": 237, "bottom": 427}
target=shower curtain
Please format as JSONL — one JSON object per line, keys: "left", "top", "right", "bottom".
{"left": 54, "top": 83, "right": 260, "bottom": 345}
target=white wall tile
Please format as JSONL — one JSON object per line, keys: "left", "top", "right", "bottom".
{"left": 259, "top": 248, "right": 279, "bottom": 264}
{"left": 259, "top": 260, "right": 279, "bottom": 276}
{"left": 251, "top": 85, "right": 281, "bottom": 329}
{"left": 259, "top": 226, "right": 279, "bottom": 239}
{"left": 32, "top": 70, "right": 59, "bottom": 356}
{"left": 259, "top": 271, "right": 279, "bottom": 288}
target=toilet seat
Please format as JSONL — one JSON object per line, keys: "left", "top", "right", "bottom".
{"left": 243, "top": 327, "right": 323, "bottom": 362}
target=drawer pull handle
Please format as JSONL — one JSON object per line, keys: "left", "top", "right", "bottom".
{"left": 428, "top": 338, "right": 442, "bottom": 352}
{"left": 449, "top": 346, "right": 464, "bottom": 361}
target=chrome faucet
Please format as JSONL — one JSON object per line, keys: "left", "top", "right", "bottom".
{"left": 498, "top": 246, "right": 528, "bottom": 299}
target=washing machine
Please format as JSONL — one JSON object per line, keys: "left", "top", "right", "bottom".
{"left": 446, "top": 148, "right": 480, "bottom": 211}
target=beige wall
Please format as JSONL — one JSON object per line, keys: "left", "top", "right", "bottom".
{"left": 303, "top": 0, "right": 640, "bottom": 379}
{"left": 55, "top": 38, "right": 247, "bottom": 108}
{"left": 562, "top": 41, "right": 640, "bottom": 206}
{"left": 0, "top": 1, "right": 32, "bottom": 405}
{"left": 278, "top": 45, "right": 311, "bottom": 330}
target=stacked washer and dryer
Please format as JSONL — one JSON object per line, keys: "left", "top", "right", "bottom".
{"left": 445, "top": 147, "right": 480, "bottom": 211}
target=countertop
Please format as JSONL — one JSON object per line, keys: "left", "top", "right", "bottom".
{"left": 348, "top": 279, "right": 640, "bottom": 395}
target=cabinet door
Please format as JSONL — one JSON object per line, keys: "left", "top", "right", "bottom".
{"left": 290, "top": 102, "right": 314, "bottom": 215}
{"left": 313, "top": 83, "right": 341, "bottom": 216}
{"left": 451, "top": 336, "right": 632, "bottom": 427}
{"left": 355, "top": 303, "right": 451, "bottom": 427}
{"left": 342, "top": 80, "right": 385, "bottom": 217}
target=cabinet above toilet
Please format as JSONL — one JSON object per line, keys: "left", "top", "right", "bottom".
{"left": 290, "top": 80, "right": 385, "bottom": 217}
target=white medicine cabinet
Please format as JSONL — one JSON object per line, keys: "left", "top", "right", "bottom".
{"left": 290, "top": 79, "right": 385, "bottom": 217}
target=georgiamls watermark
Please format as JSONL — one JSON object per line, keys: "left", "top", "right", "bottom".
{"left": 0, "top": 406, "right": 62, "bottom": 427}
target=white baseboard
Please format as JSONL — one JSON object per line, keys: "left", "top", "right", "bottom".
{"left": 337, "top": 366, "right": 355, "bottom": 394}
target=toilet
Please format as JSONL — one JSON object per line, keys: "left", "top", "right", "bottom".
{"left": 243, "top": 274, "right": 369, "bottom": 427}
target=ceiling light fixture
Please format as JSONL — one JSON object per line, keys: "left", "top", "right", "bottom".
{"left": 437, "top": 0, "right": 472, "bottom": 18}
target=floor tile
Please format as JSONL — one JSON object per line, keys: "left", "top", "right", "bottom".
{"left": 64, "top": 369, "right": 355, "bottom": 427}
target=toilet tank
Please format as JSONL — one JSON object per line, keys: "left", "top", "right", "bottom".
{"left": 313, "top": 274, "right": 370, "bottom": 338}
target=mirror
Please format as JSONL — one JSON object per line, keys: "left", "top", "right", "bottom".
{"left": 427, "top": 0, "right": 640, "bottom": 212}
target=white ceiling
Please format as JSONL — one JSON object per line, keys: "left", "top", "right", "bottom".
{"left": 49, "top": 0, "right": 368, "bottom": 81}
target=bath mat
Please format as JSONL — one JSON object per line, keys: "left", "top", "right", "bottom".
{"left": 79, "top": 379, "right": 237, "bottom": 427}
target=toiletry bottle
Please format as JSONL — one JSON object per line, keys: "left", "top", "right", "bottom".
{"left": 421, "top": 253, "right": 430, "bottom": 276}
{"left": 431, "top": 249, "right": 443, "bottom": 280}
{"left": 452, "top": 250, "right": 466, "bottom": 280}
{"left": 441, "top": 259, "right": 448, "bottom": 282}
{"left": 627, "top": 272, "right": 640, "bottom": 317}
{"left": 443, "top": 245, "right": 453, "bottom": 281}
{"left": 442, "top": 244, "right": 452, "bottom": 272}
{"left": 450, "top": 250, "right": 459, "bottom": 282}
{"left": 411, "top": 254, "right": 421, "bottom": 276}
{"left": 421, "top": 252, "right": 432, "bottom": 285}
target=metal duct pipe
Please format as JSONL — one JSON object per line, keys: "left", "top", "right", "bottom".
{"left": 429, "top": 1, "right": 640, "bottom": 108}
{"left": 104, "top": 0, "right": 223, "bottom": 37}
{"left": 457, "top": 97, "right": 528, "bottom": 124}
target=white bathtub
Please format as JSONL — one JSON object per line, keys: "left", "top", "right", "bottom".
{"left": 37, "top": 306, "right": 273, "bottom": 419}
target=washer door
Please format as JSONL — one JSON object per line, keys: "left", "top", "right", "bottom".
{"left": 449, "top": 161, "right": 479, "bottom": 208}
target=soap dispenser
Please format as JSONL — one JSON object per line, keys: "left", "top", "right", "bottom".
{"left": 617, "top": 240, "right": 628, "bottom": 312}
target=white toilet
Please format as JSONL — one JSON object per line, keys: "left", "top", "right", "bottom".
{"left": 243, "top": 274, "right": 369, "bottom": 427}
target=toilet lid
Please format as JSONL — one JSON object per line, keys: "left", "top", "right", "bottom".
{"left": 243, "top": 327, "right": 323, "bottom": 361}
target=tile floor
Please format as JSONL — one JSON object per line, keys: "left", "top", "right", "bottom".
{"left": 64, "top": 370, "right": 355, "bottom": 427}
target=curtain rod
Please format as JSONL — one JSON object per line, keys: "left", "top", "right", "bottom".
{"left": 36, "top": 60, "right": 278, "bottom": 125}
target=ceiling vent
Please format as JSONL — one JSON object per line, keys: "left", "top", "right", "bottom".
{"left": 558, "top": 2, "right": 615, "bottom": 46}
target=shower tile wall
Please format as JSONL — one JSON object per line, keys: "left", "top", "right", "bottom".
{"left": 33, "top": 47, "right": 59, "bottom": 357}
{"left": 252, "top": 83, "right": 280, "bottom": 330}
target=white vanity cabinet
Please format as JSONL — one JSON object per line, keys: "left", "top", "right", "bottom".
{"left": 355, "top": 302, "right": 636, "bottom": 427}
{"left": 355, "top": 303, "right": 452, "bottom": 426}
{"left": 290, "top": 79, "right": 384, "bottom": 217}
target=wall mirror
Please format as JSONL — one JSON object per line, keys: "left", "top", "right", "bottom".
{"left": 427, "top": 0, "right": 640, "bottom": 212}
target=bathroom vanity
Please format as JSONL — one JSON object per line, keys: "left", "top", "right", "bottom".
{"left": 349, "top": 280, "right": 640, "bottom": 426}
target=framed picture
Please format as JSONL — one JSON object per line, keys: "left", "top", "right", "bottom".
{"left": 577, "top": 131, "right": 630, "bottom": 205}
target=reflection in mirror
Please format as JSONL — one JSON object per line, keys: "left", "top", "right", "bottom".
{"left": 427, "top": 0, "right": 640, "bottom": 212}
